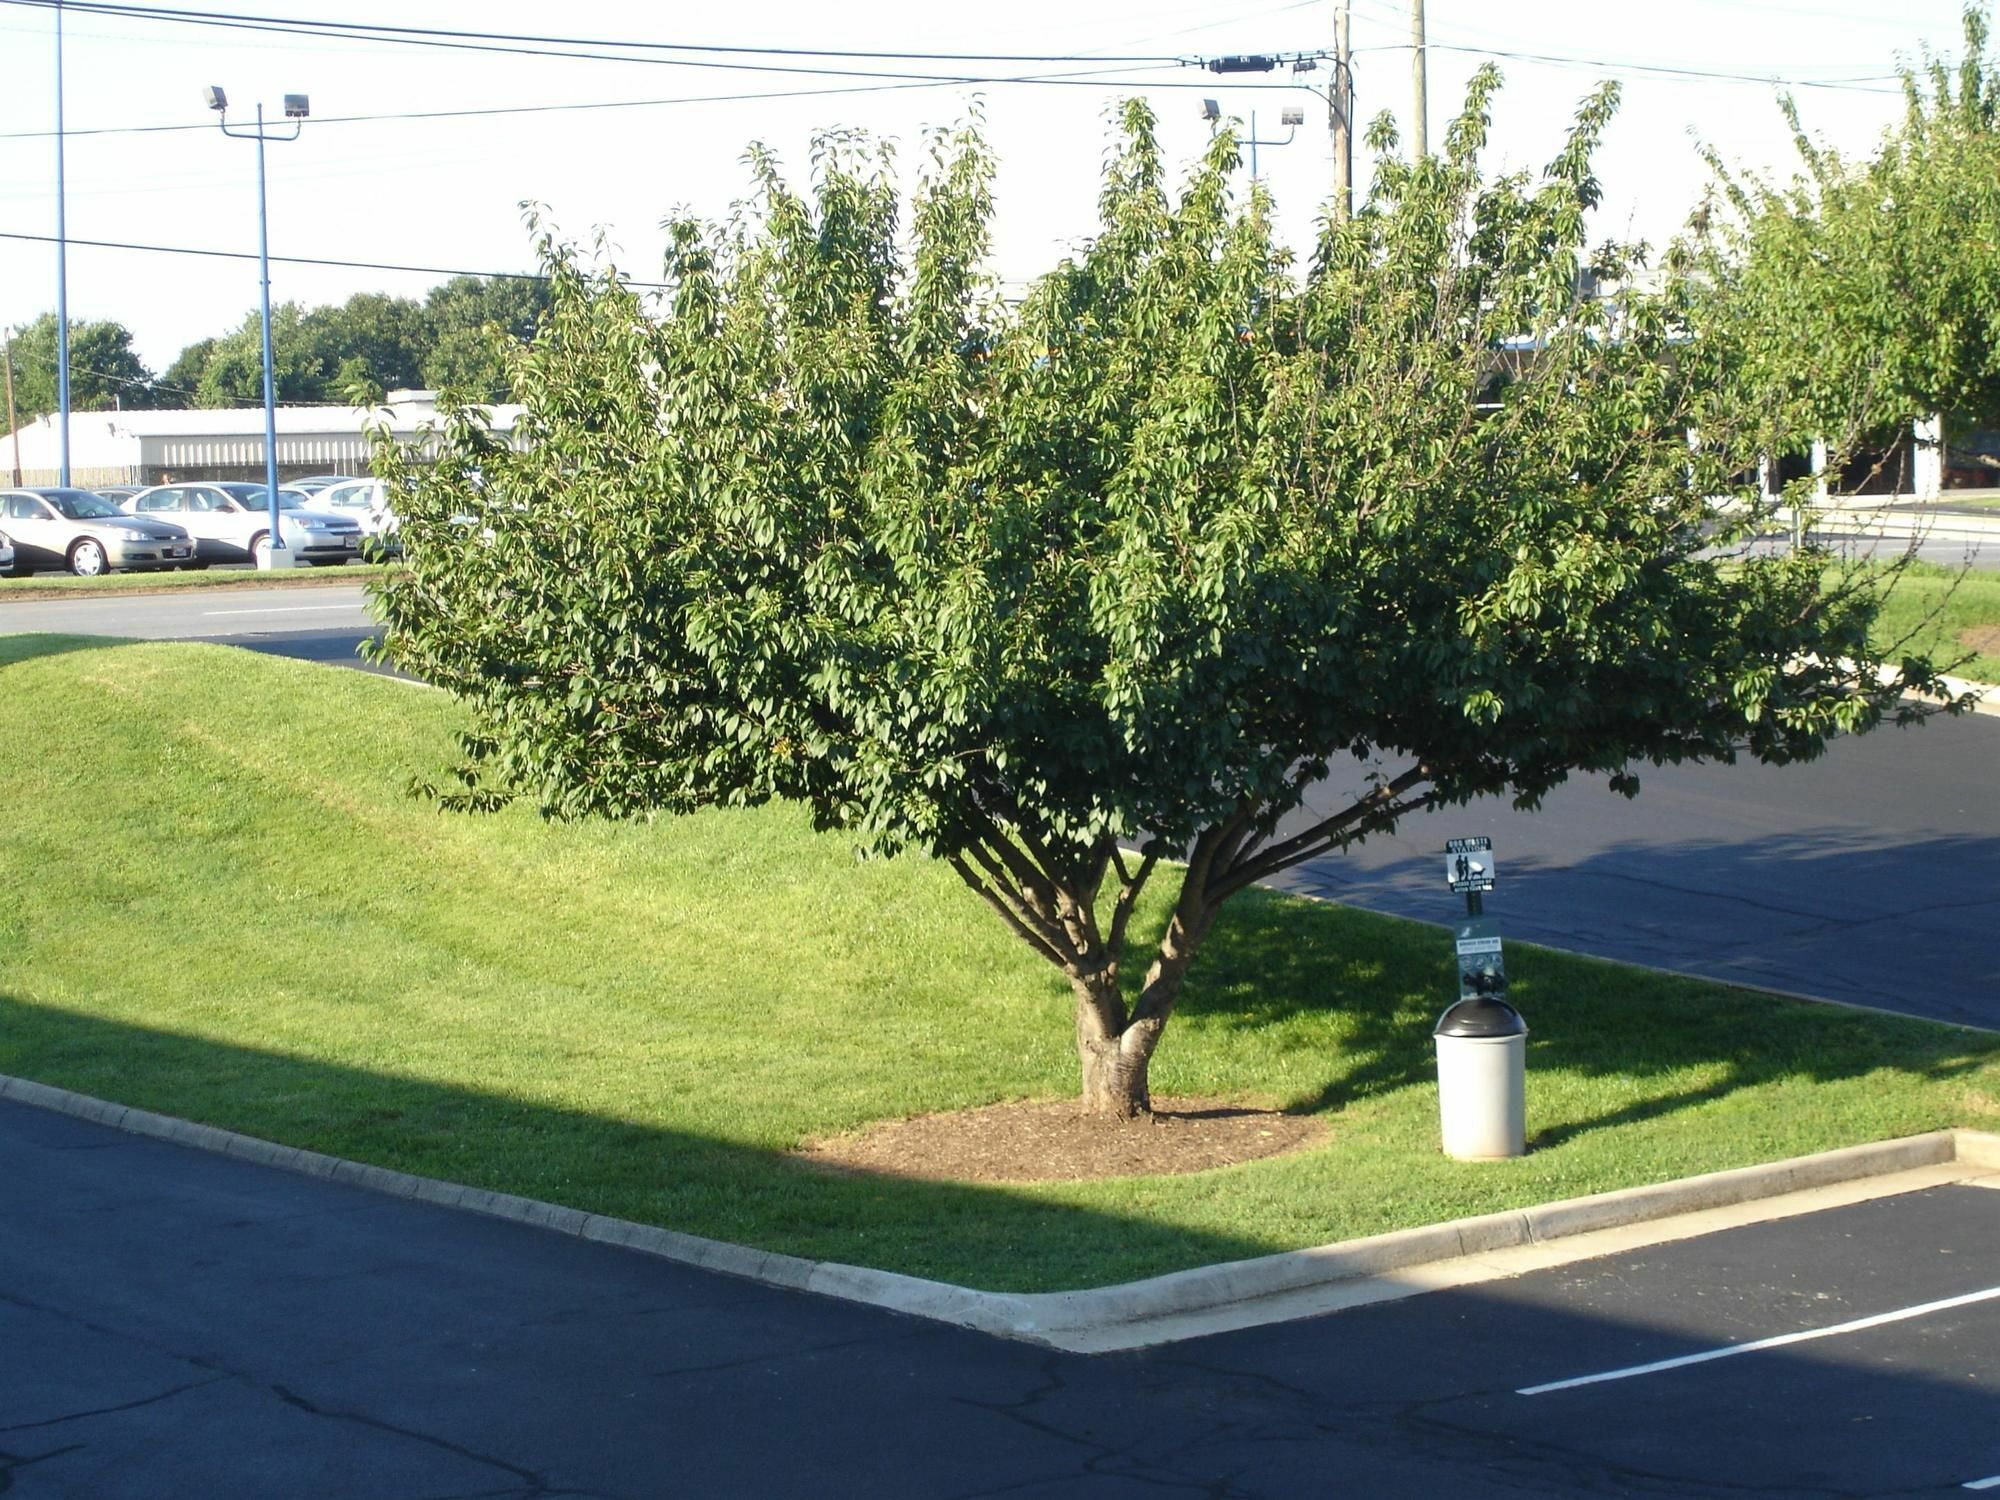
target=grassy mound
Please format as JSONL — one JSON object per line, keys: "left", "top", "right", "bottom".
{"left": 2, "top": 633, "right": 1994, "bottom": 1291}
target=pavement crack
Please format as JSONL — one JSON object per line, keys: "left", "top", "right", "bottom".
{"left": 0, "top": 1443, "right": 86, "bottom": 1493}
{"left": 944, "top": 1354, "right": 1258, "bottom": 1500}
{"left": 266, "top": 1383, "right": 590, "bottom": 1497}
{"left": 0, "top": 1375, "right": 231, "bottom": 1434}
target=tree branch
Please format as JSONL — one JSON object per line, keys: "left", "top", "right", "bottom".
{"left": 961, "top": 840, "right": 1076, "bottom": 961}
{"left": 1104, "top": 851, "right": 1159, "bottom": 961}
{"left": 948, "top": 854, "right": 1073, "bottom": 972}
{"left": 1207, "top": 767, "right": 1435, "bottom": 903}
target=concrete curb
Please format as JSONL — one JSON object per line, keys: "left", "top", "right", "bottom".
{"left": 4, "top": 1071, "right": 1993, "bottom": 1352}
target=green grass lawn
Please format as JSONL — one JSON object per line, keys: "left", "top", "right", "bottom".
{"left": 2, "top": 633, "right": 1995, "bottom": 1292}
{"left": 1866, "top": 559, "right": 2000, "bottom": 683}
{"left": 0, "top": 562, "right": 396, "bottom": 600}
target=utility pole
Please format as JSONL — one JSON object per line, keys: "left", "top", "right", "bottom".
{"left": 1333, "top": 0, "right": 1353, "bottom": 220}
{"left": 2, "top": 327, "right": 20, "bottom": 487}
{"left": 1411, "top": 0, "right": 1428, "bottom": 159}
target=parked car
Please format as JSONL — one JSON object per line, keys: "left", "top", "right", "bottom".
{"left": 0, "top": 528, "right": 13, "bottom": 576}
{"left": 91, "top": 485, "right": 145, "bottom": 506}
{"left": 122, "top": 481, "right": 364, "bottom": 567}
{"left": 313, "top": 476, "right": 400, "bottom": 556}
{"left": 285, "top": 474, "right": 354, "bottom": 495}
{"left": 0, "top": 487, "right": 195, "bottom": 576}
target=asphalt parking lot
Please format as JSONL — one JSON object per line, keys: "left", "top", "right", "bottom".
{"left": 5, "top": 1093, "right": 1997, "bottom": 1499}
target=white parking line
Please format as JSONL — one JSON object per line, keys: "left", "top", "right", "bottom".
{"left": 199, "top": 604, "right": 364, "bottom": 617}
{"left": 1963, "top": 1476, "right": 2000, "bottom": 1491}
{"left": 1518, "top": 1284, "right": 2000, "bottom": 1396}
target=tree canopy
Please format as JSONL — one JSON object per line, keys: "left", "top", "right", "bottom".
{"left": 1695, "top": 7, "right": 2000, "bottom": 464}
{"left": 369, "top": 81, "right": 1961, "bottom": 1117}
{"left": 5, "top": 312, "right": 160, "bottom": 420}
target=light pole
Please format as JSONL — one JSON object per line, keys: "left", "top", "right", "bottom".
{"left": 1199, "top": 99, "right": 1307, "bottom": 179}
{"left": 208, "top": 84, "right": 308, "bottom": 569}
{"left": 55, "top": 0, "right": 70, "bottom": 486}
{"left": 1200, "top": 50, "right": 1352, "bottom": 213}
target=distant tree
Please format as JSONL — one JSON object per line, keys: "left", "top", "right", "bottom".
{"left": 303, "top": 291, "right": 428, "bottom": 402}
{"left": 7, "top": 312, "right": 159, "bottom": 419}
{"left": 1695, "top": 7, "right": 2000, "bottom": 469}
{"left": 196, "top": 304, "right": 328, "bottom": 408}
{"left": 156, "top": 337, "right": 217, "bottom": 409}
{"left": 420, "top": 274, "right": 551, "bottom": 398}
{"left": 371, "top": 88, "right": 1961, "bottom": 1120}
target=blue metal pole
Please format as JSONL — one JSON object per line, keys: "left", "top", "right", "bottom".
{"left": 54, "top": 0, "right": 71, "bottom": 486}
{"left": 255, "top": 102, "right": 282, "bottom": 562}
{"left": 1250, "top": 109, "right": 1258, "bottom": 180}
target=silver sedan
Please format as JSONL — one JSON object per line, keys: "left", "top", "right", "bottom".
{"left": 123, "top": 481, "right": 365, "bottom": 567}
{"left": 1, "top": 487, "right": 196, "bottom": 576}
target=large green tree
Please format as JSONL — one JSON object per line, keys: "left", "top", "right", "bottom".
{"left": 6, "top": 312, "right": 159, "bottom": 420}
{"left": 1695, "top": 7, "right": 2000, "bottom": 472}
{"left": 420, "top": 274, "right": 551, "bottom": 399}
{"left": 370, "top": 84, "right": 1958, "bottom": 1117}
{"left": 195, "top": 303, "right": 329, "bottom": 408}
{"left": 304, "top": 291, "right": 429, "bottom": 402}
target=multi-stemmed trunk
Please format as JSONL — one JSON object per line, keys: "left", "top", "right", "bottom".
{"left": 946, "top": 768, "right": 1435, "bottom": 1120}
{"left": 1072, "top": 912, "right": 1206, "bottom": 1118}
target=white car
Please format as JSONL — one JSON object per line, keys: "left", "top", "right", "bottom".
{"left": 1, "top": 487, "right": 196, "bottom": 576}
{"left": 313, "top": 476, "right": 400, "bottom": 555}
{"left": 123, "top": 481, "right": 365, "bottom": 567}
{"left": 0, "top": 528, "right": 14, "bottom": 575}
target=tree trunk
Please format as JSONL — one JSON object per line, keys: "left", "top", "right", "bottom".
{"left": 1079, "top": 1028, "right": 1155, "bottom": 1118}
{"left": 1070, "top": 910, "right": 1205, "bottom": 1118}
{"left": 1072, "top": 967, "right": 1157, "bottom": 1118}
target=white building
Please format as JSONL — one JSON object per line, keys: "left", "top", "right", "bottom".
{"left": 1, "top": 391, "right": 523, "bottom": 489}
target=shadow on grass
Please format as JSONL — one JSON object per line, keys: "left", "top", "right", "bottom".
{"left": 0, "top": 993, "right": 1296, "bottom": 1295}
{"left": 1172, "top": 880, "right": 1995, "bottom": 1146}
{"left": 0, "top": 632, "right": 140, "bottom": 667}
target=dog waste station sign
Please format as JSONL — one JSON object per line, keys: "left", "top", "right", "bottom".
{"left": 1445, "top": 835, "right": 1496, "bottom": 895}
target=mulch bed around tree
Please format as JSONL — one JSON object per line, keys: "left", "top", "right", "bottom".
{"left": 797, "top": 1096, "right": 1327, "bottom": 1184}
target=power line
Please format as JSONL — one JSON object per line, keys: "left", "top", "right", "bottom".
{"left": 0, "top": 77, "right": 1000, "bottom": 141}
{"left": 0, "top": 0, "right": 1192, "bottom": 87}
{"left": 0, "top": 229, "right": 665, "bottom": 290}
{"left": 0, "top": 0, "right": 1187, "bottom": 66}
{"left": 1352, "top": 38, "right": 1903, "bottom": 94}
{"left": 0, "top": 59, "right": 1323, "bottom": 144}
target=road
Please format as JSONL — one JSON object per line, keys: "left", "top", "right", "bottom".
{"left": 1278, "top": 706, "right": 2000, "bottom": 1029}
{"left": 4, "top": 581, "right": 1997, "bottom": 1028}
{"left": 6, "top": 1095, "right": 1998, "bottom": 1499}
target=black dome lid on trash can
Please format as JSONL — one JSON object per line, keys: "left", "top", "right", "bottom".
{"left": 1434, "top": 997, "right": 1528, "bottom": 1038}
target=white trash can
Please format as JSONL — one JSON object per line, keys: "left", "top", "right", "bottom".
{"left": 1433, "top": 997, "right": 1528, "bottom": 1159}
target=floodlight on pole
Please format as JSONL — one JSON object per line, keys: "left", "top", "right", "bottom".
{"left": 210, "top": 87, "right": 309, "bottom": 569}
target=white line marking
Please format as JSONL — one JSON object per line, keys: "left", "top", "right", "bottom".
{"left": 199, "top": 604, "right": 363, "bottom": 618}
{"left": 1963, "top": 1476, "right": 2000, "bottom": 1491}
{"left": 1518, "top": 1284, "right": 2000, "bottom": 1396}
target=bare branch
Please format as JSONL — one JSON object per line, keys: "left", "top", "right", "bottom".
{"left": 948, "top": 854, "right": 1072, "bottom": 972}
{"left": 1208, "top": 767, "right": 1435, "bottom": 902}
{"left": 1105, "top": 851, "right": 1159, "bottom": 960}
{"left": 962, "top": 840, "right": 1075, "bottom": 959}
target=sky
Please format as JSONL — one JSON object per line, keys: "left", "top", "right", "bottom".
{"left": 0, "top": 0, "right": 1981, "bottom": 378}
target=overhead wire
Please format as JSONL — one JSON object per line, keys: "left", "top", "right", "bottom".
{"left": 0, "top": 0, "right": 1193, "bottom": 86}
{"left": 1357, "top": 39, "right": 1904, "bottom": 93}
{"left": 0, "top": 230, "right": 661, "bottom": 289}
